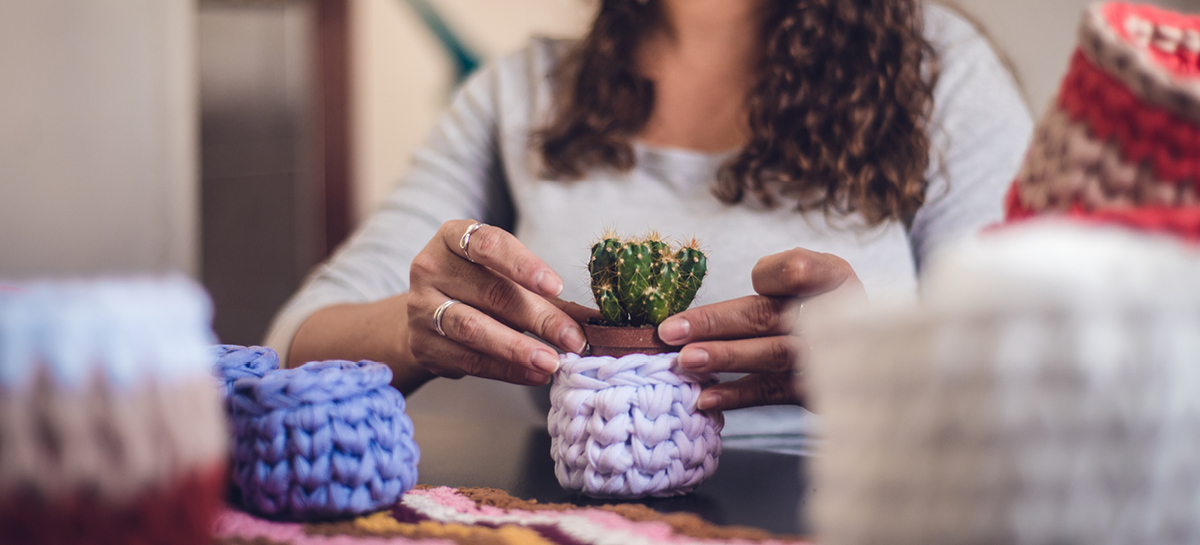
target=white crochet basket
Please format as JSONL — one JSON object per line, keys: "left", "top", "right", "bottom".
{"left": 809, "top": 222, "right": 1200, "bottom": 545}
{"left": 548, "top": 352, "right": 723, "bottom": 498}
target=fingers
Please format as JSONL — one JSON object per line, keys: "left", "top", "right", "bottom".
{"left": 750, "top": 248, "right": 863, "bottom": 298}
{"left": 430, "top": 295, "right": 563, "bottom": 373}
{"left": 407, "top": 289, "right": 558, "bottom": 384}
{"left": 439, "top": 220, "right": 563, "bottom": 298}
{"left": 410, "top": 331, "right": 552, "bottom": 386}
{"left": 408, "top": 288, "right": 569, "bottom": 371}
{"left": 442, "top": 266, "right": 586, "bottom": 354}
{"left": 411, "top": 240, "right": 586, "bottom": 355}
{"left": 657, "top": 295, "right": 800, "bottom": 346}
{"left": 676, "top": 335, "right": 805, "bottom": 374}
{"left": 661, "top": 247, "right": 857, "bottom": 412}
{"left": 696, "top": 373, "right": 804, "bottom": 412}
{"left": 659, "top": 248, "right": 864, "bottom": 347}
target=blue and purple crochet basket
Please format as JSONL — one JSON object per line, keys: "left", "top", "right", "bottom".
{"left": 213, "top": 346, "right": 419, "bottom": 520}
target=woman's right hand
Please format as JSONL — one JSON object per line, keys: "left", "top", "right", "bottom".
{"left": 406, "top": 220, "right": 594, "bottom": 386}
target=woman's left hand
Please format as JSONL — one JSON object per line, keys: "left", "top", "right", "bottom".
{"left": 656, "top": 247, "right": 865, "bottom": 411}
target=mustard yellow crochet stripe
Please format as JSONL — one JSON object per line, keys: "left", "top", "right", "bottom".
{"left": 353, "top": 511, "right": 556, "bottom": 545}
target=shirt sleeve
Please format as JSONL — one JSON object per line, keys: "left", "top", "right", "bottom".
{"left": 909, "top": 4, "right": 1034, "bottom": 271}
{"left": 263, "top": 61, "right": 515, "bottom": 359}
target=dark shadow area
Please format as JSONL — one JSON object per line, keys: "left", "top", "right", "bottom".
{"left": 199, "top": 2, "right": 319, "bottom": 345}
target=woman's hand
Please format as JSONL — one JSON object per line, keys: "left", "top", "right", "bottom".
{"left": 656, "top": 248, "right": 865, "bottom": 411}
{"left": 407, "top": 220, "right": 595, "bottom": 386}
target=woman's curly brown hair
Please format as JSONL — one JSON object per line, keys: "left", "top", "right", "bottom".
{"left": 536, "top": 0, "right": 939, "bottom": 225}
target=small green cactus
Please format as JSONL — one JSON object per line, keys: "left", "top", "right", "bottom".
{"left": 588, "top": 232, "right": 707, "bottom": 326}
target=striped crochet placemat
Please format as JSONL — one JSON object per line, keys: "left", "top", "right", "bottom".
{"left": 214, "top": 485, "right": 811, "bottom": 544}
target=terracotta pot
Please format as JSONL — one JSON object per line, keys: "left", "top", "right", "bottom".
{"left": 583, "top": 323, "right": 674, "bottom": 357}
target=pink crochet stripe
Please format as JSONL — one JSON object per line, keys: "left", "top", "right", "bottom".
{"left": 401, "top": 487, "right": 812, "bottom": 545}
{"left": 213, "top": 509, "right": 454, "bottom": 545}
{"left": 406, "top": 486, "right": 485, "bottom": 512}
{"left": 217, "top": 488, "right": 812, "bottom": 544}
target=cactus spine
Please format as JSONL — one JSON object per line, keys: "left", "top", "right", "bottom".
{"left": 588, "top": 236, "right": 623, "bottom": 324}
{"left": 674, "top": 239, "right": 707, "bottom": 315}
{"left": 588, "top": 232, "right": 707, "bottom": 327}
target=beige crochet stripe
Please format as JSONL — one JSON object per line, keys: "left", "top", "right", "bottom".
{"left": 0, "top": 372, "right": 227, "bottom": 500}
{"left": 1078, "top": 2, "right": 1200, "bottom": 123}
{"left": 1014, "top": 104, "right": 1199, "bottom": 212}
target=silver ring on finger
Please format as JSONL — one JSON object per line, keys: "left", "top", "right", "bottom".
{"left": 433, "top": 299, "right": 461, "bottom": 337}
{"left": 459, "top": 222, "right": 488, "bottom": 264}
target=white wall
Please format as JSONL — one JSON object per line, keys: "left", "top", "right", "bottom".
{"left": 351, "top": 0, "right": 592, "bottom": 223}
{"left": 0, "top": 1, "right": 198, "bottom": 279}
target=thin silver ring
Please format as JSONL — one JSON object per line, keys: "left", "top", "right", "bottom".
{"left": 459, "top": 222, "right": 488, "bottom": 264}
{"left": 433, "top": 299, "right": 461, "bottom": 337}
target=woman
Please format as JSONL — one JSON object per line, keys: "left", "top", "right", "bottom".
{"left": 266, "top": 0, "right": 1030, "bottom": 450}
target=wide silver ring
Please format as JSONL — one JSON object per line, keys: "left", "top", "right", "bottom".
{"left": 459, "top": 222, "right": 488, "bottom": 264}
{"left": 433, "top": 299, "right": 461, "bottom": 337}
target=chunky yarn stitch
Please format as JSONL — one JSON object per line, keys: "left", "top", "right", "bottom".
{"left": 227, "top": 359, "right": 419, "bottom": 519}
{"left": 548, "top": 352, "right": 722, "bottom": 499}
{"left": 212, "top": 345, "right": 279, "bottom": 408}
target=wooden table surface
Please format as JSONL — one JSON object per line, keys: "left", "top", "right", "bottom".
{"left": 411, "top": 413, "right": 813, "bottom": 536}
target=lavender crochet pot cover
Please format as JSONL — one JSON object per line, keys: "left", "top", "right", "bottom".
{"left": 548, "top": 352, "right": 723, "bottom": 499}
{"left": 220, "top": 355, "right": 419, "bottom": 520}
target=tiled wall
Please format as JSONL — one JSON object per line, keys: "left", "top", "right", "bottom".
{"left": 199, "top": 2, "right": 318, "bottom": 345}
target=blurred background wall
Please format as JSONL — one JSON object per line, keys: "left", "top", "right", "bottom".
{"left": 0, "top": 1, "right": 197, "bottom": 279}
{"left": 350, "top": 0, "right": 591, "bottom": 223}
{"left": 2, "top": 0, "right": 1197, "bottom": 424}
{"left": 200, "top": 1, "right": 319, "bottom": 347}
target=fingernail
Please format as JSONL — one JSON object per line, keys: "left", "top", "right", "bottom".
{"left": 658, "top": 318, "right": 690, "bottom": 344}
{"left": 525, "top": 370, "right": 550, "bottom": 385}
{"left": 678, "top": 348, "right": 709, "bottom": 370}
{"left": 560, "top": 327, "right": 586, "bottom": 354}
{"left": 530, "top": 349, "right": 560, "bottom": 374}
{"left": 698, "top": 391, "right": 721, "bottom": 411}
{"left": 536, "top": 270, "right": 563, "bottom": 297}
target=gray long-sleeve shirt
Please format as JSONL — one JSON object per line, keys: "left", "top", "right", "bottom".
{"left": 265, "top": 4, "right": 1032, "bottom": 453}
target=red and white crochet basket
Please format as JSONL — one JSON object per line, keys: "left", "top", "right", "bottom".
{"left": 812, "top": 4, "right": 1200, "bottom": 543}
{"left": 1006, "top": 2, "right": 1200, "bottom": 240}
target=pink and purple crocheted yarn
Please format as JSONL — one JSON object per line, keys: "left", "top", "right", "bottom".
{"left": 548, "top": 352, "right": 723, "bottom": 499}
{"left": 213, "top": 486, "right": 812, "bottom": 544}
